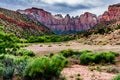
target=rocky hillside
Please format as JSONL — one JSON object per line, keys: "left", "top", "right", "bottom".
{"left": 17, "top": 8, "right": 98, "bottom": 34}
{"left": 17, "top": 3, "right": 120, "bottom": 35}
{"left": 0, "top": 8, "right": 53, "bottom": 38}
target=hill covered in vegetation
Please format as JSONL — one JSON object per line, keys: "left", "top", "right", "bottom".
{"left": 0, "top": 8, "right": 53, "bottom": 38}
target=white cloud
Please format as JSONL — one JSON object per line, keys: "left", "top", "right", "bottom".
{"left": 41, "top": 0, "right": 84, "bottom": 6}
{"left": 0, "top": 0, "right": 119, "bottom": 17}
{"left": 69, "top": 6, "right": 108, "bottom": 16}
{"left": 41, "top": 0, "right": 103, "bottom": 6}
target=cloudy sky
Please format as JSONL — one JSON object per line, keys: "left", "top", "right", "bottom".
{"left": 0, "top": 0, "right": 119, "bottom": 16}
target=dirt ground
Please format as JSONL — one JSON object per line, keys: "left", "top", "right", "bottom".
{"left": 62, "top": 65, "right": 115, "bottom": 80}
{"left": 25, "top": 41, "right": 120, "bottom": 56}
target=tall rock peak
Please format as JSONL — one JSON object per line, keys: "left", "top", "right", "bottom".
{"left": 100, "top": 3, "right": 120, "bottom": 21}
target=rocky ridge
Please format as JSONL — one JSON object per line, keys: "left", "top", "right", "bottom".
{"left": 17, "top": 8, "right": 98, "bottom": 34}
{"left": 17, "top": 3, "right": 120, "bottom": 34}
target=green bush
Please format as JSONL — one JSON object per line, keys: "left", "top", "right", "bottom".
{"left": 0, "top": 54, "right": 4, "bottom": 60}
{"left": 0, "top": 56, "right": 13, "bottom": 79}
{"left": 23, "top": 55, "right": 68, "bottom": 80}
{"left": 79, "top": 53, "right": 94, "bottom": 65}
{"left": 14, "top": 56, "right": 30, "bottom": 77}
{"left": 19, "top": 39, "right": 28, "bottom": 43}
{"left": 113, "top": 74, "right": 120, "bottom": 80}
{"left": 28, "top": 35, "right": 74, "bottom": 43}
{"left": 0, "top": 26, "right": 19, "bottom": 54}
{"left": 59, "top": 49, "right": 74, "bottom": 57}
{"left": 0, "top": 54, "right": 31, "bottom": 79}
{"left": 59, "top": 49, "right": 81, "bottom": 58}
{"left": 109, "top": 51, "right": 119, "bottom": 57}
{"left": 2, "top": 55, "right": 15, "bottom": 80}
{"left": 49, "top": 52, "right": 55, "bottom": 57}
{"left": 51, "top": 55, "right": 68, "bottom": 70}
{"left": 16, "top": 49, "right": 35, "bottom": 57}
{"left": 80, "top": 51, "right": 115, "bottom": 65}
{"left": 80, "top": 50, "right": 93, "bottom": 54}
{"left": 0, "top": 63, "right": 5, "bottom": 76}
{"left": 94, "top": 52, "right": 115, "bottom": 63}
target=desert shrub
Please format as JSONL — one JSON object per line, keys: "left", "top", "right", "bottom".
{"left": 105, "top": 52, "right": 115, "bottom": 63}
{"left": 80, "top": 51, "right": 115, "bottom": 65}
{"left": 80, "top": 50, "right": 93, "bottom": 54}
{"left": 94, "top": 52, "right": 115, "bottom": 64}
{"left": 76, "top": 77, "right": 82, "bottom": 80}
{"left": 51, "top": 55, "right": 68, "bottom": 69}
{"left": 113, "top": 74, "right": 120, "bottom": 80}
{"left": 79, "top": 53, "right": 94, "bottom": 65}
{"left": 109, "top": 51, "right": 119, "bottom": 57}
{"left": 19, "top": 39, "right": 28, "bottom": 43}
{"left": 2, "top": 55, "right": 15, "bottom": 80}
{"left": 16, "top": 49, "right": 35, "bottom": 57}
{"left": 28, "top": 35, "right": 74, "bottom": 43}
{"left": 59, "top": 49, "right": 74, "bottom": 57}
{"left": 59, "top": 49, "right": 82, "bottom": 58}
{"left": 14, "top": 56, "right": 30, "bottom": 77}
{"left": 3, "top": 66, "right": 14, "bottom": 80}
{"left": 72, "top": 55, "right": 79, "bottom": 59}
{"left": 79, "top": 50, "right": 94, "bottom": 65}
{"left": 0, "top": 54, "right": 4, "bottom": 60}
{"left": 0, "top": 54, "right": 31, "bottom": 79}
{"left": 0, "top": 63, "right": 5, "bottom": 76}
{"left": 107, "top": 67, "right": 119, "bottom": 73}
{"left": 23, "top": 55, "right": 68, "bottom": 80}
{"left": 49, "top": 52, "right": 54, "bottom": 57}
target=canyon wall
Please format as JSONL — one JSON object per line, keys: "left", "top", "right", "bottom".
{"left": 17, "top": 3, "right": 120, "bottom": 34}
{"left": 17, "top": 8, "right": 98, "bottom": 34}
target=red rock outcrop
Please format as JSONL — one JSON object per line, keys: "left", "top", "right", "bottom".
{"left": 99, "top": 3, "right": 120, "bottom": 21}
{"left": 17, "top": 8, "right": 98, "bottom": 34}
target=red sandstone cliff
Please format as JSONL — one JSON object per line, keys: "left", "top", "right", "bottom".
{"left": 99, "top": 3, "right": 120, "bottom": 21}
{"left": 17, "top": 3, "right": 120, "bottom": 34}
{"left": 17, "top": 8, "right": 98, "bottom": 34}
